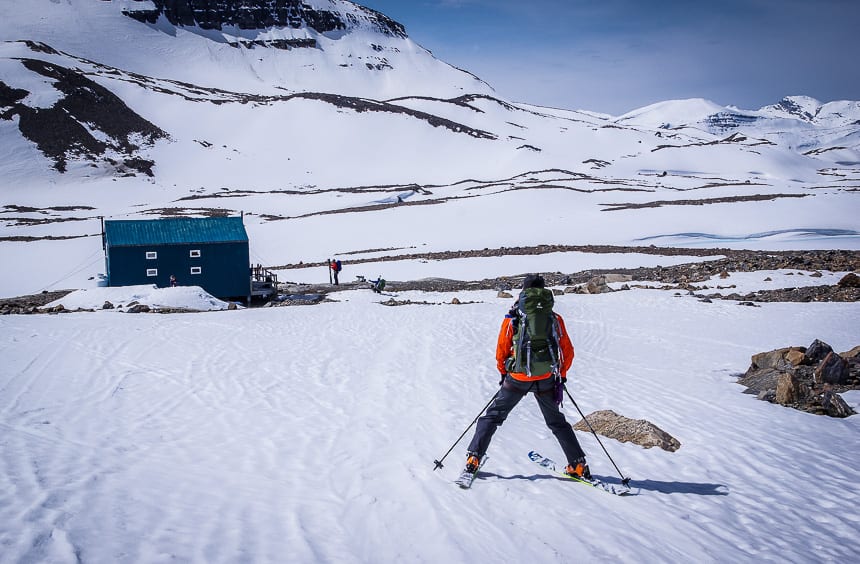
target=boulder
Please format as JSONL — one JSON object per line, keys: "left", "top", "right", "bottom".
{"left": 814, "top": 352, "right": 849, "bottom": 385}
{"left": 603, "top": 274, "right": 633, "bottom": 284}
{"left": 837, "top": 273, "right": 860, "bottom": 288}
{"left": 841, "top": 345, "right": 860, "bottom": 359}
{"left": 738, "top": 367, "right": 783, "bottom": 395}
{"left": 786, "top": 349, "right": 806, "bottom": 366}
{"left": 497, "top": 291, "right": 513, "bottom": 299}
{"left": 585, "top": 276, "right": 612, "bottom": 294}
{"left": 805, "top": 339, "right": 834, "bottom": 364}
{"left": 775, "top": 373, "right": 808, "bottom": 405}
{"left": 749, "top": 347, "right": 805, "bottom": 372}
{"left": 573, "top": 410, "right": 681, "bottom": 452}
{"left": 822, "top": 390, "right": 853, "bottom": 418}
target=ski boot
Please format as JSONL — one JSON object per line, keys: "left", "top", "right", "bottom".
{"left": 465, "top": 453, "right": 481, "bottom": 474}
{"left": 564, "top": 458, "right": 591, "bottom": 480}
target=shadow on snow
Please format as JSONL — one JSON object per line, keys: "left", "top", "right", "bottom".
{"left": 478, "top": 472, "right": 729, "bottom": 496}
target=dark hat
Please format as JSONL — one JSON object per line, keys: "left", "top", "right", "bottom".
{"left": 522, "top": 274, "right": 545, "bottom": 289}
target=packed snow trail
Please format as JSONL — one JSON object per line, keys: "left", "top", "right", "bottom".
{"left": 1, "top": 288, "right": 859, "bottom": 562}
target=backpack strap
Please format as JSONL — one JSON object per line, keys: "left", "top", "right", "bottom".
{"left": 547, "top": 314, "right": 561, "bottom": 378}
{"left": 516, "top": 306, "right": 530, "bottom": 377}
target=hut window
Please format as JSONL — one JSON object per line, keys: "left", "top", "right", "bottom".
{"left": 189, "top": 249, "right": 201, "bottom": 258}
{"left": 146, "top": 251, "right": 158, "bottom": 260}
{"left": 190, "top": 266, "right": 202, "bottom": 275}
{"left": 146, "top": 268, "right": 158, "bottom": 277}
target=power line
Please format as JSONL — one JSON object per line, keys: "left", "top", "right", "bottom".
{"left": 35, "top": 249, "right": 104, "bottom": 294}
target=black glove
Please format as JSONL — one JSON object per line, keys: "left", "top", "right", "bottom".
{"left": 499, "top": 373, "right": 507, "bottom": 386}
{"left": 561, "top": 375, "right": 567, "bottom": 384}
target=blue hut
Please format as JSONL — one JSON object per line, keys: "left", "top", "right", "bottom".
{"left": 103, "top": 216, "right": 251, "bottom": 300}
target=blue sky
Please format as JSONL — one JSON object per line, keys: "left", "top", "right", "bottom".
{"left": 357, "top": 0, "right": 860, "bottom": 114}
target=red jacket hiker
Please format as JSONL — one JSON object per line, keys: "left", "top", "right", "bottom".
{"left": 461, "top": 273, "right": 589, "bottom": 484}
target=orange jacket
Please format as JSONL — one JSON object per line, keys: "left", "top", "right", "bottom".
{"left": 496, "top": 313, "right": 574, "bottom": 382}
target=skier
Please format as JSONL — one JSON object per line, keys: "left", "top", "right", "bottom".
{"left": 463, "top": 274, "right": 590, "bottom": 479}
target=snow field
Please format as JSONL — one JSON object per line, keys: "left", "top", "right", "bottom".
{"left": 1, "top": 287, "right": 858, "bottom": 562}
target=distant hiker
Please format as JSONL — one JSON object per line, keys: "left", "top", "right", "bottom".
{"left": 330, "top": 258, "right": 342, "bottom": 285}
{"left": 371, "top": 276, "right": 386, "bottom": 293}
{"left": 169, "top": 274, "right": 177, "bottom": 287}
{"left": 463, "top": 274, "right": 589, "bottom": 479}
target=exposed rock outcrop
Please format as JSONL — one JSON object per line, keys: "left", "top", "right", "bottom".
{"left": 738, "top": 340, "right": 859, "bottom": 417}
{"left": 276, "top": 246, "right": 858, "bottom": 302}
{"left": 0, "top": 58, "right": 165, "bottom": 173}
{"left": 123, "top": 0, "right": 407, "bottom": 38}
{"left": 573, "top": 410, "right": 681, "bottom": 452}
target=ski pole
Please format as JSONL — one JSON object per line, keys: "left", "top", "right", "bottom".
{"left": 433, "top": 388, "right": 500, "bottom": 471}
{"left": 564, "top": 385, "right": 631, "bottom": 486}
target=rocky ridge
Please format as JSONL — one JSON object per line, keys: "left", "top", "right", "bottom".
{"left": 2, "top": 247, "right": 858, "bottom": 315}
{"left": 282, "top": 247, "right": 860, "bottom": 301}
{"left": 0, "top": 52, "right": 166, "bottom": 173}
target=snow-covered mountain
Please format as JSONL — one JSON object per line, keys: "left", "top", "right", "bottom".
{"left": 616, "top": 96, "right": 860, "bottom": 163}
{"left": 2, "top": 0, "right": 857, "bottom": 185}
{"left": 0, "top": 0, "right": 858, "bottom": 297}
{"left": 0, "top": 0, "right": 491, "bottom": 99}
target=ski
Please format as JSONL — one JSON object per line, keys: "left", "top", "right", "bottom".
{"left": 528, "top": 451, "right": 635, "bottom": 496}
{"left": 454, "top": 456, "right": 487, "bottom": 489}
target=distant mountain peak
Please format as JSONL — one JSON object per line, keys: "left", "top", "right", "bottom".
{"left": 765, "top": 95, "right": 823, "bottom": 122}
{"left": 123, "top": 0, "right": 407, "bottom": 38}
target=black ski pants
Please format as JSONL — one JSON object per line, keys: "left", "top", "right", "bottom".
{"left": 467, "top": 376, "right": 586, "bottom": 465}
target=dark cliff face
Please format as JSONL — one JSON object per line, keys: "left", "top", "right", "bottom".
{"left": 705, "top": 112, "right": 760, "bottom": 131}
{"left": 0, "top": 55, "right": 166, "bottom": 175}
{"left": 124, "top": 0, "right": 407, "bottom": 38}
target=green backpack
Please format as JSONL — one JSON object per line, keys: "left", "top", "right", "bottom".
{"left": 505, "top": 287, "right": 561, "bottom": 377}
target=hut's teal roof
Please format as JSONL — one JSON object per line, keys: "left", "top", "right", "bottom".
{"left": 104, "top": 217, "right": 248, "bottom": 246}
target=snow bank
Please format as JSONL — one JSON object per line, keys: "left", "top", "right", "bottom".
{"left": 41, "top": 284, "right": 236, "bottom": 311}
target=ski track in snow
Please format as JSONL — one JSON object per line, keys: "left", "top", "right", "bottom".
{"left": 1, "top": 288, "right": 858, "bottom": 562}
